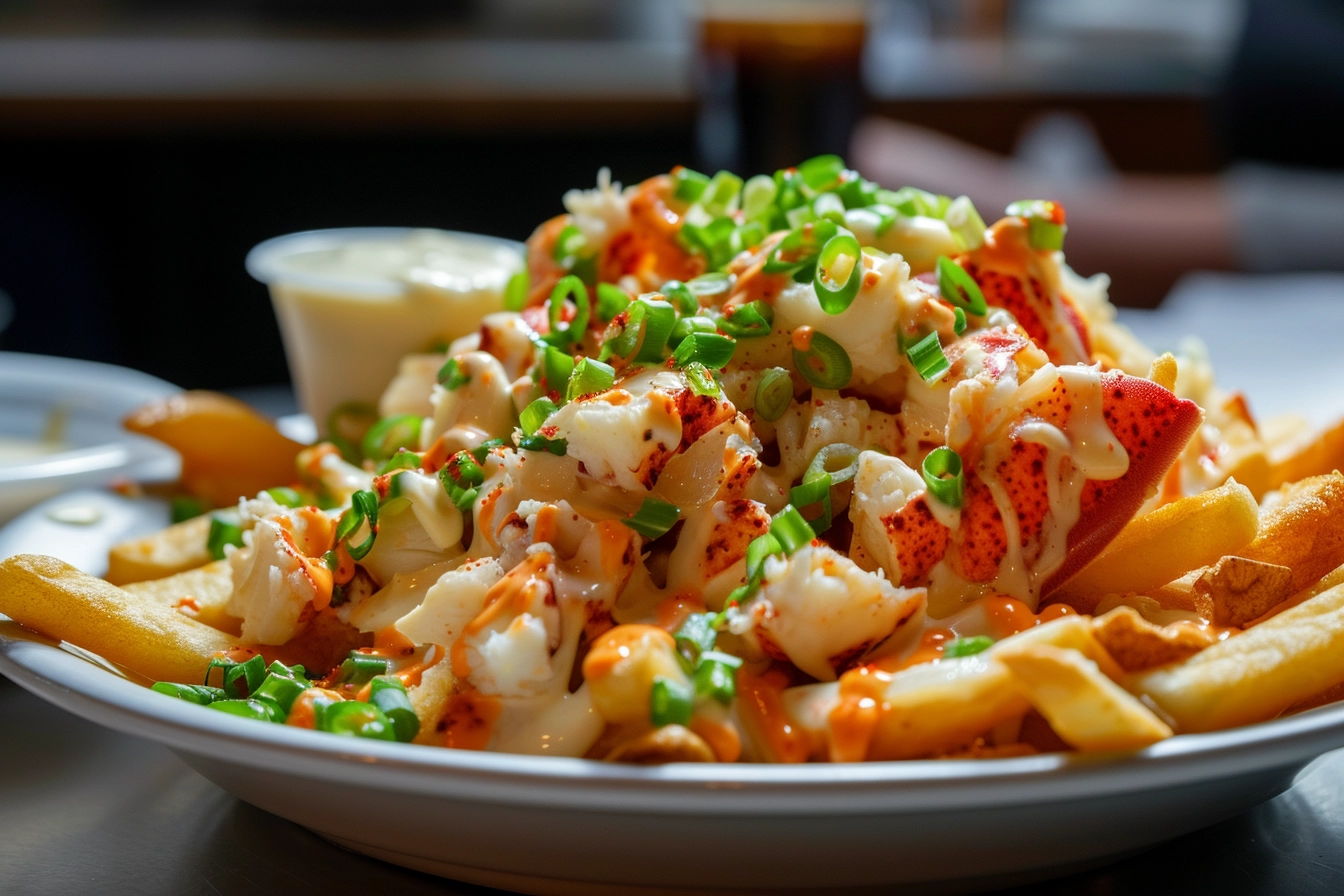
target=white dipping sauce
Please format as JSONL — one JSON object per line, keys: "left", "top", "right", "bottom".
{"left": 248, "top": 228, "right": 524, "bottom": 434}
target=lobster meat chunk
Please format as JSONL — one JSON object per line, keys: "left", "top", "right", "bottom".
{"left": 853, "top": 364, "right": 1203, "bottom": 610}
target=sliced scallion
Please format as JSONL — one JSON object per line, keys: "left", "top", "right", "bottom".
{"left": 660, "top": 280, "right": 698, "bottom": 316}
{"left": 152, "top": 682, "right": 226, "bottom": 705}
{"left": 936, "top": 256, "right": 988, "bottom": 316}
{"left": 682, "top": 362, "right": 721, "bottom": 398}
{"left": 754, "top": 367, "right": 793, "bottom": 422}
{"left": 770, "top": 504, "right": 815, "bottom": 555}
{"left": 438, "top": 357, "right": 470, "bottom": 390}
{"left": 361, "top": 414, "right": 423, "bottom": 464}
{"left": 798, "top": 154, "right": 845, "bottom": 190}
{"left": 566, "top": 357, "right": 616, "bottom": 401}
{"left": 542, "top": 346, "right": 575, "bottom": 396}
{"left": 814, "top": 233, "right": 863, "bottom": 314}
{"left": 921, "top": 446, "right": 964, "bottom": 509}
{"left": 334, "top": 489, "right": 380, "bottom": 560}
{"left": 906, "top": 332, "right": 950, "bottom": 383}
{"left": 206, "top": 515, "right": 244, "bottom": 561}
{"left": 671, "top": 332, "right": 736, "bottom": 370}
{"left": 1006, "top": 199, "right": 1067, "bottom": 251}
{"left": 793, "top": 331, "right": 852, "bottom": 390}
{"left": 546, "top": 275, "right": 590, "bottom": 347}
{"left": 317, "top": 700, "right": 397, "bottom": 740}
{"left": 595, "top": 283, "right": 631, "bottom": 322}
{"left": 622, "top": 497, "right": 681, "bottom": 539}
{"left": 369, "top": 675, "right": 420, "bottom": 743}
{"left": 520, "top": 398, "right": 558, "bottom": 436}
{"left": 806, "top": 443, "right": 861, "bottom": 484}
{"left": 376, "top": 451, "right": 420, "bottom": 475}
{"left": 650, "top": 676, "right": 694, "bottom": 727}
{"left": 517, "top": 434, "right": 568, "bottom": 455}
{"left": 669, "top": 315, "right": 718, "bottom": 348}
{"left": 687, "top": 271, "right": 734, "bottom": 299}
{"left": 718, "top": 300, "right": 774, "bottom": 338}
{"left": 673, "top": 167, "right": 711, "bottom": 203}
{"left": 503, "top": 270, "right": 529, "bottom": 312}
{"left": 943, "top": 635, "right": 993, "bottom": 658}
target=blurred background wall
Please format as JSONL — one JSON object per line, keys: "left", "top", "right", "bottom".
{"left": 1, "top": 0, "right": 1336, "bottom": 391}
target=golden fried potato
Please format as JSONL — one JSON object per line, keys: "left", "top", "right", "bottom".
{"left": 1240, "top": 472, "right": 1344, "bottom": 595}
{"left": 1132, "top": 580, "right": 1344, "bottom": 732}
{"left": 106, "top": 514, "right": 213, "bottom": 585}
{"left": 1055, "top": 479, "right": 1259, "bottom": 607}
{"left": 1270, "top": 416, "right": 1344, "bottom": 489}
{"left": 124, "top": 391, "right": 304, "bottom": 508}
{"left": 122, "top": 559, "right": 239, "bottom": 633}
{"left": 604, "top": 724, "right": 717, "bottom": 764}
{"left": 1091, "top": 606, "right": 1214, "bottom": 672}
{"left": 995, "top": 644, "right": 1173, "bottom": 751}
{"left": 408, "top": 658, "right": 456, "bottom": 746}
{"left": 1190, "top": 556, "right": 1294, "bottom": 627}
{"left": 0, "top": 554, "right": 239, "bottom": 684}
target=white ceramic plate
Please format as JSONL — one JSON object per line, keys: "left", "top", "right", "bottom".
{"left": 0, "top": 353, "right": 179, "bottom": 525}
{"left": 3, "top": 492, "right": 1344, "bottom": 894}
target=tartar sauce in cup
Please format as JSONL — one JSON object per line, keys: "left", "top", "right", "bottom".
{"left": 246, "top": 228, "right": 523, "bottom": 435}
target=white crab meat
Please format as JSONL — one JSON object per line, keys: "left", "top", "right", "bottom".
{"left": 740, "top": 544, "right": 926, "bottom": 681}
{"left": 422, "top": 350, "right": 516, "bottom": 450}
{"left": 847, "top": 450, "right": 931, "bottom": 582}
{"left": 395, "top": 557, "right": 504, "bottom": 646}
{"left": 378, "top": 353, "right": 442, "bottom": 419}
{"left": 226, "top": 517, "right": 323, "bottom": 645}
{"left": 478, "top": 311, "right": 541, "bottom": 381}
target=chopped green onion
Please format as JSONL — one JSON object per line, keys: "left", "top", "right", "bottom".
{"left": 566, "top": 357, "right": 616, "bottom": 401}
{"left": 718, "top": 300, "right": 774, "bottom": 338}
{"left": 622, "top": 497, "right": 681, "bottom": 539}
{"left": 793, "top": 331, "right": 852, "bottom": 390}
{"left": 504, "top": 269, "right": 529, "bottom": 312}
{"left": 754, "top": 367, "right": 793, "bottom": 422}
{"left": 682, "top": 362, "right": 721, "bottom": 398}
{"left": 953, "top": 305, "right": 967, "bottom": 335}
{"left": 744, "top": 531, "right": 783, "bottom": 587}
{"left": 798, "top": 154, "right": 845, "bottom": 190}
{"left": 701, "top": 170, "right": 744, "bottom": 217}
{"left": 209, "top": 698, "right": 285, "bottom": 723}
{"left": 446, "top": 451, "right": 485, "bottom": 487}
{"left": 438, "top": 357, "right": 470, "bottom": 389}
{"left": 170, "top": 496, "right": 205, "bottom": 523}
{"left": 679, "top": 216, "right": 738, "bottom": 269}
{"left": 671, "top": 332, "right": 736, "bottom": 370}
{"left": 1006, "top": 200, "right": 1067, "bottom": 251}
{"left": 631, "top": 298, "right": 677, "bottom": 363}
{"left": 206, "top": 515, "right": 244, "bottom": 561}
{"left": 440, "top": 477, "right": 478, "bottom": 514}
{"left": 440, "top": 452, "right": 483, "bottom": 512}
{"left": 205, "top": 653, "right": 267, "bottom": 699}
{"left": 376, "top": 451, "right": 420, "bottom": 475}
{"left": 806, "top": 443, "right": 861, "bottom": 484}
{"left": 936, "top": 256, "right": 988, "bottom": 316}
{"left": 650, "top": 676, "right": 694, "bottom": 728}
{"left": 694, "top": 651, "right": 742, "bottom": 705}
{"left": 687, "top": 272, "right": 735, "bottom": 299}
{"left": 881, "top": 186, "right": 951, "bottom": 219}
{"left": 335, "top": 489, "right": 379, "bottom": 561}
{"left": 252, "top": 662, "right": 312, "bottom": 713}
{"left": 770, "top": 504, "right": 815, "bottom": 555}
{"left": 669, "top": 315, "right": 719, "bottom": 347}
{"left": 546, "top": 275, "right": 591, "bottom": 347}
{"left": 814, "top": 233, "right": 864, "bottom": 314}
{"left": 674, "top": 613, "right": 718, "bottom": 666}
{"left": 659, "top": 280, "right": 699, "bottom": 316}
{"left": 813, "top": 191, "right": 847, "bottom": 224}
{"left": 595, "top": 283, "right": 631, "bottom": 322}
{"left": 553, "top": 223, "right": 586, "bottom": 265}
{"left": 764, "top": 219, "right": 839, "bottom": 277}
{"left": 906, "top": 332, "right": 950, "bottom": 383}
{"left": 520, "top": 398, "right": 558, "bottom": 436}
{"left": 337, "top": 652, "right": 391, "bottom": 686}
{"left": 517, "top": 434, "right": 568, "bottom": 455}
{"left": 317, "top": 700, "right": 397, "bottom": 740}
{"left": 943, "top": 635, "right": 993, "bottom": 658}
{"left": 834, "top": 172, "right": 879, "bottom": 209}
{"left": 369, "top": 676, "right": 420, "bottom": 743}
{"left": 265, "top": 486, "right": 304, "bottom": 508}
{"left": 362, "top": 414, "right": 422, "bottom": 464}
{"left": 673, "top": 167, "right": 711, "bottom": 202}
{"left": 921, "top": 446, "right": 964, "bottom": 509}
{"left": 730, "top": 221, "right": 766, "bottom": 255}
{"left": 469, "top": 438, "right": 507, "bottom": 465}
{"left": 774, "top": 167, "right": 807, "bottom": 212}
{"left": 541, "top": 345, "right": 576, "bottom": 397}
{"left": 789, "top": 473, "right": 833, "bottom": 535}
{"left": 152, "top": 682, "right": 225, "bottom": 705}
{"left": 945, "top": 196, "right": 987, "bottom": 251}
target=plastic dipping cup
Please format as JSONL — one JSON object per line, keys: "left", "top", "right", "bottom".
{"left": 246, "top": 228, "right": 523, "bottom": 436}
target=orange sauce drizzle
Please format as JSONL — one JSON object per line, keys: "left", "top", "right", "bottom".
{"left": 420, "top": 436, "right": 451, "bottom": 474}
{"left": 443, "top": 690, "right": 502, "bottom": 751}
{"left": 286, "top": 687, "right": 344, "bottom": 730}
{"left": 597, "top": 520, "right": 634, "bottom": 580}
{"left": 654, "top": 594, "right": 706, "bottom": 633}
{"left": 451, "top": 551, "right": 553, "bottom": 678}
{"left": 581, "top": 625, "right": 674, "bottom": 681}
{"left": 791, "top": 326, "right": 814, "bottom": 352}
{"left": 985, "top": 595, "right": 1074, "bottom": 639}
{"left": 736, "top": 667, "right": 810, "bottom": 763}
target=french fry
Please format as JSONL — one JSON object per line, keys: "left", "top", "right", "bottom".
{"left": 1132, "top": 580, "right": 1344, "bottom": 732}
{"left": 409, "top": 659, "right": 456, "bottom": 746}
{"left": 995, "top": 644, "right": 1173, "bottom": 751}
{"left": 1269, "top": 415, "right": 1344, "bottom": 489}
{"left": 122, "top": 560, "right": 238, "bottom": 633}
{"left": 1091, "top": 606, "right": 1214, "bottom": 672}
{"left": 106, "top": 514, "right": 213, "bottom": 585}
{"left": 0, "top": 554, "right": 239, "bottom": 684}
{"left": 1190, "top": 556, "right": 1294, "bottom": 627}
{"left": 1054, "top": 479, "right": 1259, "bottom": 606}
{"left": 1239, "top": 472, "right": 1344, "bottom": 595}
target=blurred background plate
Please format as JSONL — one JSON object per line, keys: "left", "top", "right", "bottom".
{"left": 0, "top": 352, "right": 179, "bottom": 524}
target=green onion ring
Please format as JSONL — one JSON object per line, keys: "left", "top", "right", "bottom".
{"left": 936, "top": 256, "right": 988, "bottom": 316}
{"left": 814, "top": 233, "right": 864, "bottom": 314}
{"left": 793, "top": 331, "right": 852, "bottom": 390}
{"left": 753, "top": 367, "right": 793, "bottom": 422}
{"left": 921, "top": 447, "right": 964, "bottom": 509}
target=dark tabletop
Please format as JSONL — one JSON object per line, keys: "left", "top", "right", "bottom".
{"left": 2, "top": 673, "right": 1342, "bottom": 896}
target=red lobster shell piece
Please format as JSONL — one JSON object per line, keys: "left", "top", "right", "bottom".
{"left": 876, "top": 369, "right": 1202, "bottom": 603}
{"left": 961, "top": 219, "right": 1092, "bottom": 366}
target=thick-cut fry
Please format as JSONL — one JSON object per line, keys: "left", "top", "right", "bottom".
{"left": 123, "top": 560, "right": 239, "bottom": 633}
{"left": 1190, "top": 556, "right": 1294, "bottom": 627}
{"left": 106, "top": 514, "right": 213, "bottom": 585}
{"left": 124, "top": 391, "right": 304, "bottom": 508}
{"left": 0, "top": 554, "right": 239, "bottom": 683}
{"left": 995, "top": 644, "right": 1173, "bottom": 751}
{"left": 1054, "top": 479, "right": 1259, "bottom": 606}
{"left": 1240, "top": 472, "right": 1344, "bottom": 595}
{"left": 1270, "top": 416, "right": 1344, "bottom": 489}
{"left": 1091, "top": 606, "right": 1214, "bottom": 672}
{"left": 1132, "top": 581, "right": 1344, "bottom": 732}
